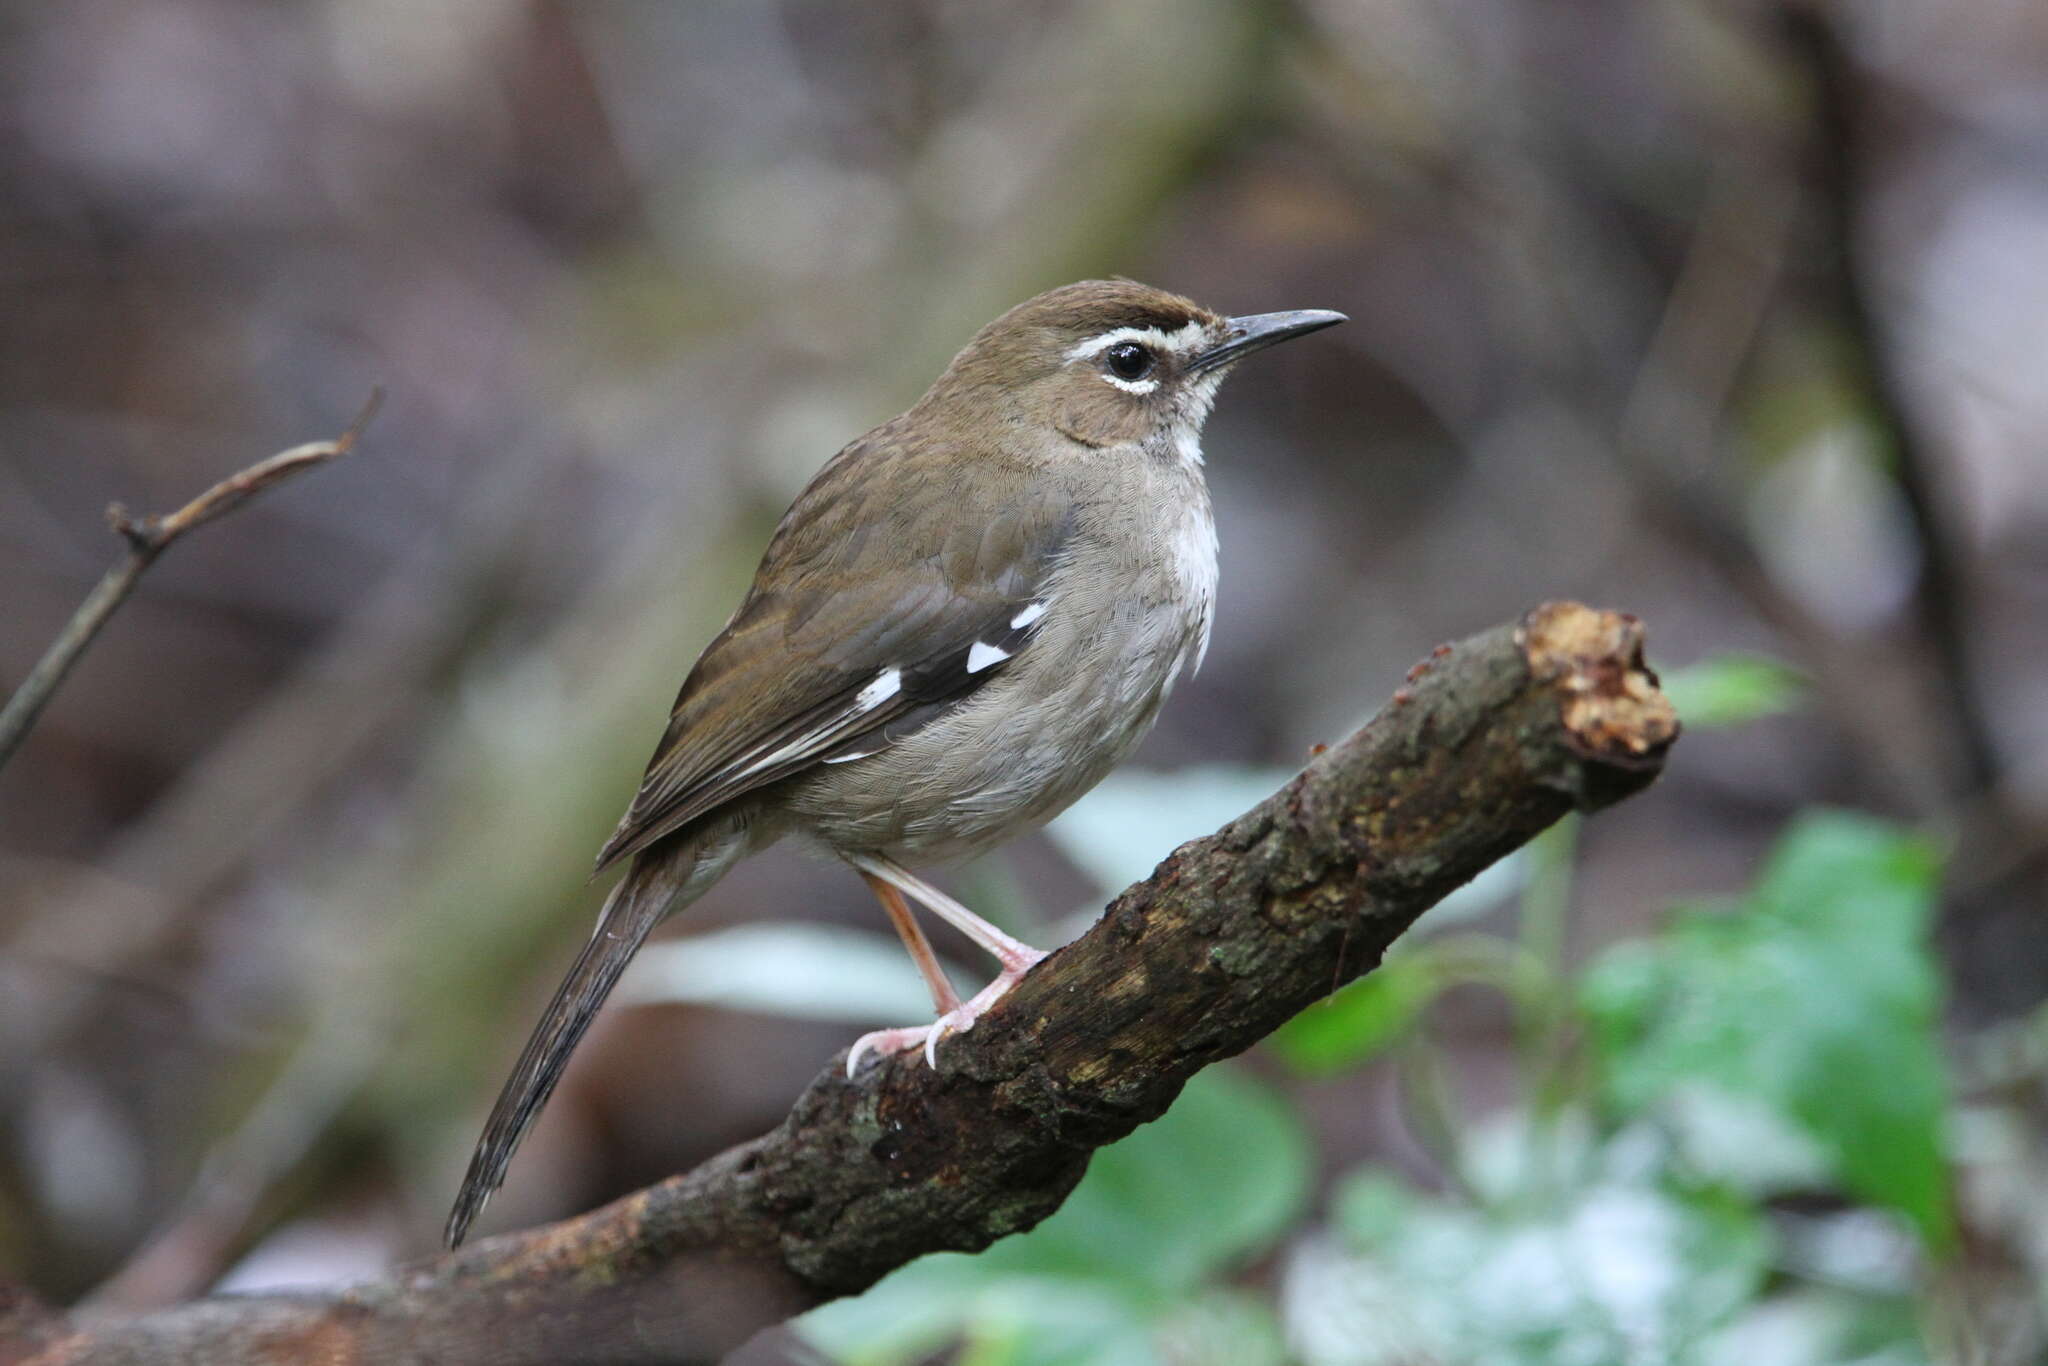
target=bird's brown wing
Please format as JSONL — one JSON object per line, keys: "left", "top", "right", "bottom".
{"left": 448, "top": 439, "right": 1069, "bottom": 1249}
{"left": 594, "top": 435, "right": 1072, "bottom": 872}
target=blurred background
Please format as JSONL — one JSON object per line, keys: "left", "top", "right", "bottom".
{"left": 3, "top": 0, "right": 2046, "bottom": 1361}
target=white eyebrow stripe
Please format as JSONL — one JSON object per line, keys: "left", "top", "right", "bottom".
{"left": 965, "top": 641, "right": 1010, "bottom": 673}
{"left": 1063, "top": 320, "right": 1209, "bottom": 363}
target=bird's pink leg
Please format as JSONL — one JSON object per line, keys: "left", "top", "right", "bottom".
{"left": 853, "top": 855, "right": 1046, "bottom": 974}
{"left": 844, "top": 854, "right": 1048, "bottom": 1074}
{"left": 846, "top": 873, "right": 966, "bottom": 1076}
{"left": 863, "top": 872, "right": 964, "bottom": 1014}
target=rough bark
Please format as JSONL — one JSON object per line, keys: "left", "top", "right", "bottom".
{"left": 1, "top": 601, "right": 1678, "bottom": 1366}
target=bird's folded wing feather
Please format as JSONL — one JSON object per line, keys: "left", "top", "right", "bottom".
{"left": 595, "top": 439, "right": 1072, "bottom": 872}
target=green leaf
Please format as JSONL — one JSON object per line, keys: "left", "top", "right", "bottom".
{"left": 1660, "top": 653, "right": 1807, "bottom": 729}
{"left": 1312, "top": 1132, "right": 1776, "bottom": 1363}
{"left": 968, "top": 1065, "right": 1311, "bottom": 1293}
{"left": 1152, "top": 1291, "right": 1288, "bottom": 1366}
{"left": 1582, "top": 812, "right": 1952, "bottom": 1247}
{"left": 799, "top": 1255, "right": 1000, "bottom": 1366}
{"left": 1696, "top": 1286, "right": 1931, "bottom": 1366}
{"left": 1269, "top": 952, "right": 1441, "bottom": 1075}
{"left": 955, "top": 1284, "right": 1162, "bottom": 1366}
{"left": 1330, "top": 1171, "right": 1423, "bottom": 1248}
{"left": 1271, "top": 919, "right": 1536, "bottom": 1078}
{"left": 798, "top": 1067, "right": 1311, "bottom": 1364}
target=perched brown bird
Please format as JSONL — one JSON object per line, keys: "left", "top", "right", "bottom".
{"left": 445, "top": 279, "right": 1343, "bottom": 1247}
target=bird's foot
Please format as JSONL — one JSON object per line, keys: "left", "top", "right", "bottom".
{"left": 844, "top": 1023, "right": 936, "bottom": 1076}
{"left": 845, "top": 949, "right": 1047, "bottom": 1077}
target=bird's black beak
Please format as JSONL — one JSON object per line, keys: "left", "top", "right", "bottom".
{"left": 1187, "top": 309, "right": 1347, "bottom": 374}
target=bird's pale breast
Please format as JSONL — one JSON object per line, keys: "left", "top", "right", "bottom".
{"left": 787, "top": 456, "right": 1216, "bottom": 863}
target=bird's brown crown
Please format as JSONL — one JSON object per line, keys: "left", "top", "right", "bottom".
{"left": 921, "top": 280, "right": 1226, "bottom": 447}
{"left": 990, "top": 279, "right": 1221, "bottom": 345}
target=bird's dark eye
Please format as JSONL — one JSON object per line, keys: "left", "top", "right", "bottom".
{"left": 1104, "top": 342, "right": 1155, "bottom": 382}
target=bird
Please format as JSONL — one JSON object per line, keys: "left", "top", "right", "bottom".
{"left": 444, "top": 279, "right": 1344, "bottom": 1248}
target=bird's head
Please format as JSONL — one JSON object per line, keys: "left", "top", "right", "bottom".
{"left": 922, "top": 279, "right": 1345, "bottom": 459}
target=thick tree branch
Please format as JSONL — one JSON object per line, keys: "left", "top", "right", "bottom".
{"left": 0, "top": 601, "right": 1677, "bottom": 1366}
{"left": 0, "top": 390, "right": 382, "bottom": 772}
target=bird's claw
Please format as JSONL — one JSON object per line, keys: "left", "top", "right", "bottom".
{"left": 845, "top": 1009, "right": 972, "bottom": 1078}
{"left": 844, "top": 960, "right": 1044, "bottom": 1078}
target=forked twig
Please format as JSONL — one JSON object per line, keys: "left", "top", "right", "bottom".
{"left": 0, "top": 390, "right": 383, "bottom": 771}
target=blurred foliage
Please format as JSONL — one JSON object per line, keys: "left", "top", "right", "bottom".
{"left": 1045, "top": 765, "right": 1300, "bottom": 899}
{"left": 793, "top": 806, "right": 1956, "bottom": 1365}
{"left": 616, "top": 923, "right": 966, "bottom": 1023}
{"left": 1659, "top": 653, "right": 1809, "bottom": 730}
{"left": 3, "top": 0, "right": 2046, "bottom": 1350}
{"left": 800, "top": 1066, "right": 1309, "bottom": 1366}
{"left": 1584, "top": 814, "right": 1950, "bottom": 1248}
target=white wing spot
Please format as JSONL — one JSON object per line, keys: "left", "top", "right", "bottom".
{"left": 822, "top": 750, "right": 874, "bottom": 764}
{"left": 856, "top": 668, "right": 902, "bottom": 710}
{"left": 719, "top": 667, "right": 902, "bottom": 787}
{"left": 966, "top": 641, "right": 1010, "bottom": 673}
{"left": 1010, "top": 602, "right": 1046, "bottom": 630}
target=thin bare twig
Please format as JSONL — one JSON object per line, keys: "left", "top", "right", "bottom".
{"left": 0, "top": 389, "right": 383, "bottom": 773}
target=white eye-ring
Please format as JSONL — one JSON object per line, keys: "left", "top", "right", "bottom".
{"left": 1068, "top": 321, "right": 1206, "bottom": 397}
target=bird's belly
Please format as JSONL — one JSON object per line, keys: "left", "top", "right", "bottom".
{"left": 788, "top": 602, "right": 1204, "bottom": 864}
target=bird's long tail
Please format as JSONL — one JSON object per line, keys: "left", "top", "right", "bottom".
{"left": 444, "top": 844, "right": 708, "bottom": 1248}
